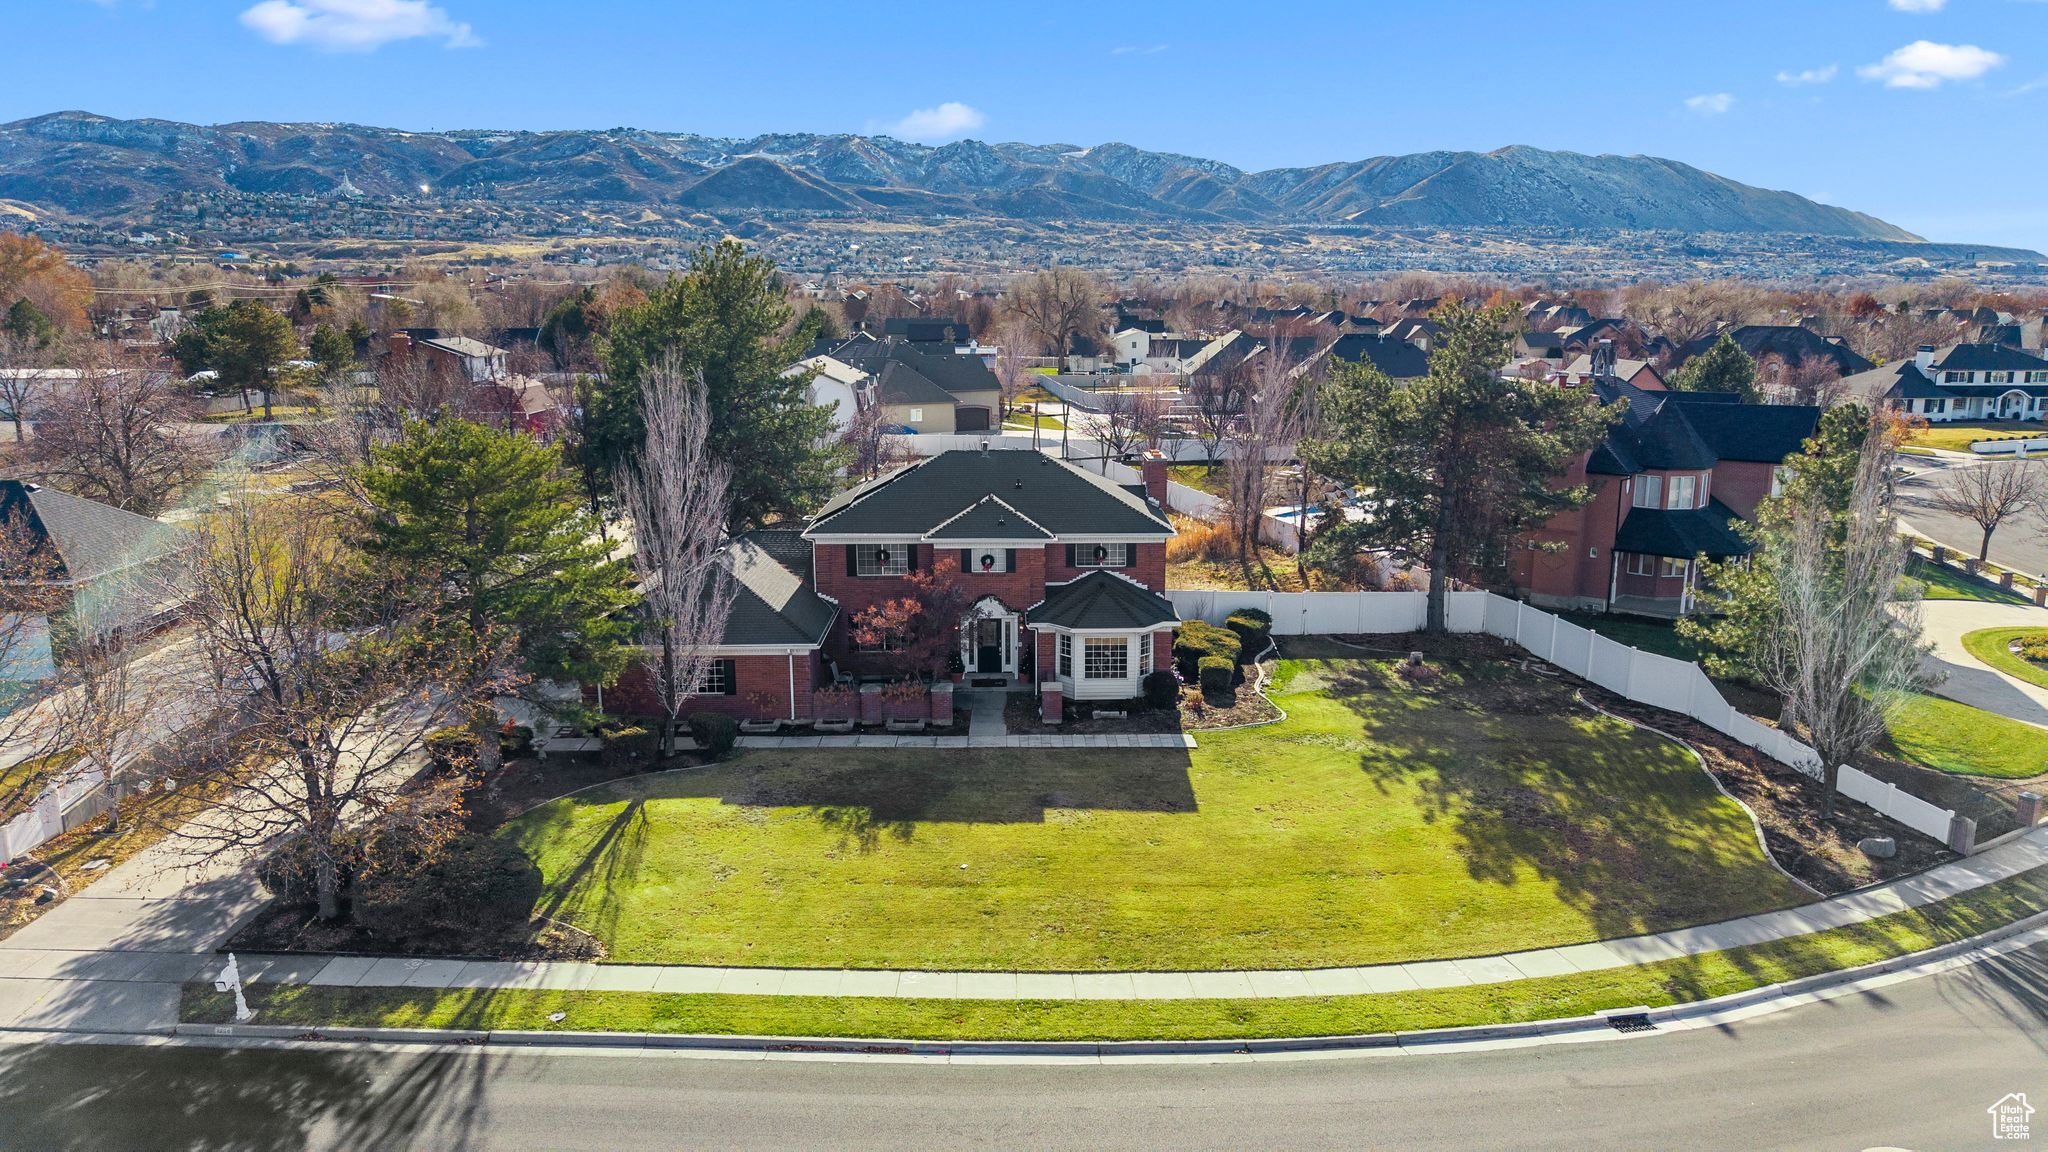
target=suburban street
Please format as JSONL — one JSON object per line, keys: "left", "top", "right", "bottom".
{"left": 3, "top": 939, "right": 2044, "bottom": 1152}
{"left": 1899, "top": 453, "right": 2048, "bottom": 578}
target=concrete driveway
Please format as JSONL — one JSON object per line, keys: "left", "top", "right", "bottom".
{"left": 1917, "top": 599, "right": 2048, "bottom": 728}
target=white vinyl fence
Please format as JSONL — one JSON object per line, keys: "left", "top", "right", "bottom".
{"left": 1170, "top": 589, "right": 1963, "bottom": 847}
{"left": 0, "top": 764, "right": 108, "bottom": 865}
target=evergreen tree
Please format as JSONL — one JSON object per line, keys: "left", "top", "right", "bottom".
{"left": 359, "top": 419, "right": 639, "bottom": 776}
{"left": 1304, "top": 302, "right": 1614, "bottom": 632}
{"left": 3, "top": 298, "right": 54, "bottom": 348}
{"left": 1670, "top": 333, "right": 1760, "bottom": 401}
{"left": 598, "top": 241, "right": 841, "bottom": 530}
{"left": 307, "top": 323, "right": 355, "bottom": 383}
{"left": 172, "top": 298, "right": 297, "bottom": 416}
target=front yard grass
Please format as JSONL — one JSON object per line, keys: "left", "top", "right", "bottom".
{"left": 1961, "top": 627, "right": 2048, "bottom": 691}
{"left": 1880, "top": 691, "right": 2048, "bottom": 779}
{"left": 181, "top": 864, "right": 2048, "bottom": 1041}
{"left": 1904, "top": 420, "right": 2041, "bottom": 452}
{"left": 493, "top": 651, "right": 1805, "bottom": 972}
{"left": 1907, "top": 557, "right": 2029, "bottom": 604}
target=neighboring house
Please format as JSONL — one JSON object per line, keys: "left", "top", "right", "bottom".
{"left": 803, "top": 337, "right": 1005, "bottom": 433}
{"left": 881, "top": 317, "right": 975, "bottom": 345}
{"left": 1321, "top": 333, "right": 1429, "bottom": 382}
{"left": 809, "top": 449, "right": 1178, "bottom": 699}
{"left": 1512, "top": 382, "right": 1820, "bottom": 619}
{"left": 414, "top": 335, "right": 510, "bottom": 383}
{"left": 1561, "top": 343, "right": 1665, "bottom": 390}
{"left": 1840, "top": 343, "right": 2048, "bottom": 423}
{"left": 0, "top": 480, "right": 187, "bottom": 670}
{"left": 1680, "top": 325, "right": 1874, "bottom": 392}
{"left": 784, "top": 354, "right": 870, "bottom": 433}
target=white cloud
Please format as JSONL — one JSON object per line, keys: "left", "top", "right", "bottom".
{"left": 1776, "top": 64, "right": 1839, "bottom": 85}
{"left": 240, "top": 0, "right": 479, "bottom": 52}
{"left": 1111, "top": 43, "right": 1169, "bottom": 56}
{"left": 1888, "top": 0, "right": 1946, "bottom": 11}
{"left": 1683, "top": 92, "right": 1735, "bottom": 115}
{"left": 886, "top": 102, "right": 985, "bottom": 142}
{"left": 1859, "top": 40, "right": 2005, "bottom": 87}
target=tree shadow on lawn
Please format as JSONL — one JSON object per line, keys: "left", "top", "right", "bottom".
{"left": 1323, "top": 655, "right": 1808, "bottom": 946}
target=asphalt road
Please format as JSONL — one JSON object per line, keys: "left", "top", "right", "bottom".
{"left": 1899, "top": 454, "right": 2048, "bottom": 577}
{"left": 3, "top": 943, "right": 2045, "bottom": 1152}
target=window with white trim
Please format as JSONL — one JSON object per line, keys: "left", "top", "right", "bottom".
{"left": 1632, "top": 475, "right": 1662, "bottom": 509}
{"left": 1082, "top": 636, "right": 1129, "bottom": 679}
{"left": 1666, "top": 475, "right": 1698, "bottom": 510}
{"left": 1627, "top": 553, "right": 1654, "bottom": 577}
{"left": 1945, "top": 371, "right": 1974, "bottom": 384}
{"left": 2028, "top": 371, "right": 2048, "bottom": 384}
{"left": 1056, "top": 633, "right": 1072, "bottom": 677}
{"left": 694, "top": 659, "right": 737, "bottom": 696}
{"left": 1139, "top": 635, "right": 1154, "bottom": 676}
{"left": 909, "top": 407, "right": 925, "bottom": 422}
{"left": 1989, "top": 372, "right": 2014, "bottom": 384}
{"left": 1073, "top": 542, "right": 1131, "bottom": 568}
{"left": 855, "top": 543, "right": 911, "bottom": 576}
{"left": 1661, "top": 557, "right": 1688, "bottom": 578}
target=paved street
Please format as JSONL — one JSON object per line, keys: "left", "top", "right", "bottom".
{"left": 1900, "top": 453, "right": 2048, "bottom": 578}
{"left": 4, "top": 937, "right": 2045, "bottom": 1151}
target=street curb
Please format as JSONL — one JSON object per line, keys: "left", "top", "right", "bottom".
{"left": 143, "top": 907, "right": 2048, "bottom": 1060}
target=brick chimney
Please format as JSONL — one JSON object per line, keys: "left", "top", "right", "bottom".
{"left": 1141, "top": 449, "right": 1169, "bottom": 507}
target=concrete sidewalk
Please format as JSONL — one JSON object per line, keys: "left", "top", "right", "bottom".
{"left": 7, "top": 823, "right": 2042, "bottom": 1020}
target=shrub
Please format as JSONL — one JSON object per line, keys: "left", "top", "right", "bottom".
{"left": 1197, "top": 656, "right": 1236, "bottom": 696}
{"left": 255, "top": 832, "right": 358, "bottom": 906}
{"left": 352, "top": 835, "right": 542, "bottom": 946}
{"left": 687, "top": 711, "right": 739, "bottom": 758}
{"left": 1224, "top": 609, "right": 1273, "bottom": 655}
{"left": 595, "top": 721, "right": 655, "bottom": 762}
{"left": 423, "top": 726, "right": 477, "bottom": 773}
{"left": 2020, "top": 636, "right": 2048, "bottom": 664}
{"left": 1141, "top": 669, "right": 1180, "bottom": 711}
{"left": 1173, "top": 620, "right": 1241, "bottom": 679}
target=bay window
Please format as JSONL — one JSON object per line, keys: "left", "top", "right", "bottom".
{"left": 1082, "top": 636, "right": 1129, "bottom": 679}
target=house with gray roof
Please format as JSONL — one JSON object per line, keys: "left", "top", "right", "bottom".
{"left": 1839, "top": 343, "right": 2048, "bottom": 423}
{"left": 0, "top": 480, "right": 189, "bottom": 666}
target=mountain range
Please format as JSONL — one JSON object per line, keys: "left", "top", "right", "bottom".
{"left": 0, "top": 111, "right": 1926, "bottom": 242}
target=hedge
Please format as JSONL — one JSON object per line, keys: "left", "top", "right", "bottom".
{"left": 687, "top": 711, "right": 739, "bottom": 758}
{"left": 1224, "top": 608, "right": 1273, "bottom": 655}
{"left": 1173, "top": 620, "right": 1242, "bottom": 680}
{"left": 1141, "top": 669, "right": 1180, "bottom": 711}
{"left": 1197, "top": 656, "right": 1236, "bottom": 696}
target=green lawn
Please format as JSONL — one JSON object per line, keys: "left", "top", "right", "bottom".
{"left": 182, "top": 865, "right": 2048, "bottom": 1041}
{"left": 1168, "top": 464, "right": 1229, "bottom": 496}
{"left": 1556, "top": 612, "right": 1703, "bottom": 662}
{"left": 1881, "top": 692, "right": 2048, "bottom": 779}
{"left": 497, "top": 654, "right": 1805, "bottom": 972}
{"left": 1905, "top": 421, "right": 2043, "bottom": 452}
{"left": 1961, "top": 627, "right": 2048, "bottom": 691}
{"left": 1906, "top": 557, "right": 2029, "bottom": 604}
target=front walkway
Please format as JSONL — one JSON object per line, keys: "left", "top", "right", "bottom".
{"left": 1919, "top": 599, "right": 2048, "bottom": 729}
{"left": 6, "top": 817, "right": 2042, "bottom": 1023}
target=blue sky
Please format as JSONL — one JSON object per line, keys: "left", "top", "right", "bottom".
{"left": 16, "top": 0, "right": 2048, "bottom": 250}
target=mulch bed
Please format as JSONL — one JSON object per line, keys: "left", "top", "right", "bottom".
{"left": 999, "top": 681, "right": 1281, "bottom": 735}
{"left": 226, "top": 902, "right": 603, "bottom": 962}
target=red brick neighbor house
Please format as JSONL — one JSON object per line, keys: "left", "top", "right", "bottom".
{"left": 606, "top": 448, "right": 1180, "bottom": 722}
{"left": 1511, "top": 378, "right": 1821, "bottom": 619}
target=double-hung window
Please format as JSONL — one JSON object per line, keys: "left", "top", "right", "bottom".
{"left": 1057, "top": 633, "right": 1073, "bottom": 677}
{"left": 855, "top": 543, "right": 911, "bottom": 576}
{"left": 1945, "top": 371, "right": 1974, "bottom": 385}
{"left": 1666, "top": 475, "right": 1698, "bottom": 510}
{"left": 695, "top": 659, "right": 738, "bottom": 696}
{"left": 1072, "top": 542, "right": 1131, "bottom": 568}
{"left": 1632, "top": 475, "right": 1662, "bottom": 509}
{"left": 1082, "top": 637, "right": 1129, "bottom": 680}
{"left": 1989, "top": 372, "right": 2015, "bottom": 385}
{"left": 2028, "top": 371, "right": 2048, "bottom": 384}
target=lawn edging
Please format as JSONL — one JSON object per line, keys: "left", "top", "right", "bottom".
{"left": 1573, "top": 693, "right": 1823, "bottom": 899}
{"left": 167, "top": 893, "right": 2048, "bottom": 1057}
{"left": 1961, "top": 626, "right": 2048, "bottom": 693}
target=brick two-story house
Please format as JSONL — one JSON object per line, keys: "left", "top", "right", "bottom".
{"left": 1511, "top": 380, "right": 1821, "bottom": 618}
{"left": 606, "top": 448, "right": 1180, "bottom": 721}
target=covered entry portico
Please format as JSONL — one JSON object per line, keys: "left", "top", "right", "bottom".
{"left": 961, "top": 596, "right": 1022, "bottom": 679}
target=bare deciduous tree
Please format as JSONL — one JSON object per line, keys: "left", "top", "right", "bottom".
{"left": 166, "top": 495, "right": 470, "bottom": 921}
{"left": 1751, "top": 438, "right": 1929, "bottom": 819}
{"left": 24, "top": 350, "right": 213, "bottom": 516}
{"left": 617, "top": 362, "right": 737, "bottom": 759}
{"left": 1005, "top": 268, "right": 1105, "bottom": 374}
{"left": 1931, "top": 459, "right": 2047, "bottom": 560}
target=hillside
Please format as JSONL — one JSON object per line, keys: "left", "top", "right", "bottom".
{"left": 0, "top": 111, "right": 1923, "bottom": 242}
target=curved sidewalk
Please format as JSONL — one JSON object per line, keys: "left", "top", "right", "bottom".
{"left": 1918, "top": 599, "right": 2048, "bottom": 729}
{"left": 28, "top": 826, "right": 2040, "bottom": 1012}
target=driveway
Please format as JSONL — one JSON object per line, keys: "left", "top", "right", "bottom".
{"left": 1918, "top": 599, "right": 2048, "bottom": 728}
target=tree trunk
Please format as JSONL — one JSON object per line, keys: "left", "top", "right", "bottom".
{"left": 1820, "top": 758, "right": 1840, "bottom": 821}
{"left": 659, "top": 631, "right": 677, "bottom": 761}
{"left": 1980, "top": 524, "right": 1995, "bottom": 561}
{"left": 471, "top": 703, "right": 502, "bottom": 779}
{"left": 314, "top": 852, "right": 341, "bottom": 922}
{"left": 99, "top": 774, "right": 121, "bottom": 835}
{"left": 1425, "top": 538, "right": 1451, "bottom": 634}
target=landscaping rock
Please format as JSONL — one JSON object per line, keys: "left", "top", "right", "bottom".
{"left": 1858, "top": 836, "right": 1897, "bottom": 860}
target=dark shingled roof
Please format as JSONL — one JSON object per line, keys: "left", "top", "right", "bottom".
{"left": 1614, "top": 500, "right": 1751, "bottom": 560}
{"left": 927, "top": 495, "right": 1053, "bottom": 541}
{"left": 1661, "top": 399, "right": 1821, "bottom": 463}
{"left": 0, "top": 480, "right": 174, "bottom": 583}
{"left": 1586, "top": 380, "right": 1820, "bottom": 473}
{"left": 1326, "top": 333, "right": 1429, "bottom": 379}
{"left": 810, "top": 451, "right": 1173, "bottom": 539}
{"left": 1682, "top": 325, "right": 1873, "bottom": 377}
{"left": 1931, "top": 344, "right": 2048, "bottom": 373}
{"left": 718, "top": 532, "right": 837, "bottom": 648}
{"left": 1025, "top": 571, "right": 1179, "bottom": 630}
{"left": 816, "top": 337, "right": 1000, "bottom": 397}
{"left": 872, "top": 359, "right": 956, "bottom": 407}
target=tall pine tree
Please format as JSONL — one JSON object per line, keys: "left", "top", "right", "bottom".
{"left": 598, "top": 241, "right": 840, "bottom": 531}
